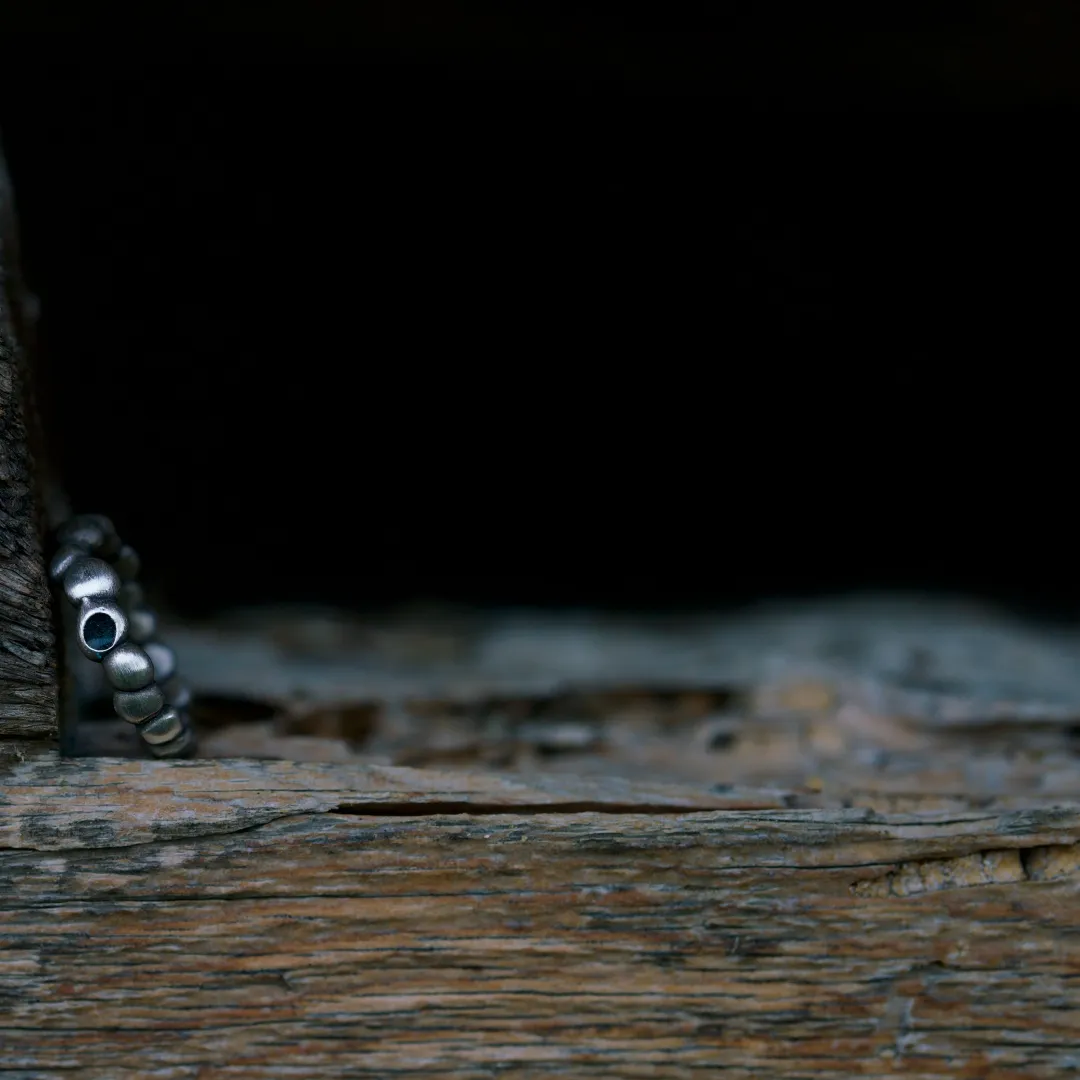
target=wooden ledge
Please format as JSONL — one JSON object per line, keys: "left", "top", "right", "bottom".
{"left": 0, "top": 753, "right": 791, "bottom": 850}
{"left": 2, "top": 753, "right": 1078, "bottom": 855}
{"left": 2, "top": 756, "right": 1079, "bottom": 1076}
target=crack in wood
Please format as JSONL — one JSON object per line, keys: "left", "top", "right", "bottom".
{"left": 333, "top": 801, "right": 753, "bottom": 816}
{"left": 2, "top": 790, "right": 1079, "bottom": 1077}
{"left": 852, "top": 843, "right": 1080, "bottom": 897}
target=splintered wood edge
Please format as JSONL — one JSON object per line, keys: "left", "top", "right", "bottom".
{"left": 1, "top": 753, "right": 1079, "bottom": 867}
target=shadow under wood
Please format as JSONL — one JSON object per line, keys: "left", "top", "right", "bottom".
{"left": 404, "top": 686, "right": 744, "bottom": 725}
{"left": 275, "top": 702, "right": 381, "bottom": 744}
{"left": 191, "top": 694, "right": 280, "bottom": 731}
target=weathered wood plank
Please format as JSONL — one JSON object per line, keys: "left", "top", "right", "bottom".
{"left": 0, "top": 755, "right": 1078, "bottom": 1077}
{"left": 0, "top": 753, "right": 787, "bottom": 850}
{"left": 0, "top": 139, "right": 58, "bottom": 745}
{"left": 161, "top": 601, "right": 1080, "bottom": 798}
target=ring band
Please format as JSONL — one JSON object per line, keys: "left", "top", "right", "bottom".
{"left": 48, "top": 513, "right": 195, "bottom": 758}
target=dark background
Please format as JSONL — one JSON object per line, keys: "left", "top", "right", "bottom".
{"left": 1, "top": 7, "right": 1078, "bottom": 617}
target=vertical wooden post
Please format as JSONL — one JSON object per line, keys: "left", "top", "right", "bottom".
{"left": 0, "top": 138, "right": 59, "bottom": 749}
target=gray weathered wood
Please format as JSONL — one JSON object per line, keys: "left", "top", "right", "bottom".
{"left": 0, "top": 140, "right": 57, "bottom": 745}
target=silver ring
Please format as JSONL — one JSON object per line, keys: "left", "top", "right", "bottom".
{"left": 49, "top": 513, "right": 195, "bottom": 758}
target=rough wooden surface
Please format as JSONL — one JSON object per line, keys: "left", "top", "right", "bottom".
{"left": 133, "top": 603, "right": 1080, "bottom": 818}
{"left": 0, "top": 140, "right": 57, "bottom": 745}
{"left": 6, "top": 603, "right": 1080, "bottom": 1075}
{"left": 0, "top": 752, "right": 1078, "bottom": 1078}
{"left": 0, "top": 752, "right": 786, "bottom": 849}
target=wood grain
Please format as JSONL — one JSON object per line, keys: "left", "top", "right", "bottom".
{"left": 0, "top": 140, "right": 57, "bottom": 745}
{"left": 0, "top": 753, "right": 787, "bottom": 850}
{"left": 1, "top": 754, "right": 1078, "bottom": 1078}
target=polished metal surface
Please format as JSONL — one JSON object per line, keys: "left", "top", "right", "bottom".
{"left": 62, "top": 557, "right": 121, "bottom": 605}
{"left": 71, "top": 512, "right": 116, "bottom": 538}
{"left": 102, "top": 642, "right": 156, "bottom": 691}
{"left": 49, "top": 543, "right": 87, "bottom": 582}
{"left": 148, "top": 718, "right": 194, "bottom": 757}
{"left": 138, "top": 706, "right": 184, "bottom": 745}
{"left": 113, "top": 684, "right": 167, "bottom": 723}
{"left": 51, "top": 513, "right": 196, "bottom": 758}
{"left": 58, "top": 513, "right": 122, "bottom": 559}
{"left": 75, "top": 599, "right": 128, "bottom": 661}
{"left": 56, "top": 518, "right": 107, "bottom": 551}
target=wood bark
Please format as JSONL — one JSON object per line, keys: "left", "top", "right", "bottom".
{"left": 0, "top": 141, "right": 58, "bottom": 746}
{"left": 1, "top": 752, "right": 1078, "bottom": 1079}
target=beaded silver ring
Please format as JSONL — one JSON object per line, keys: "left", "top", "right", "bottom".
{"left": 49, "top": 513, "right": 195, "bottom": 758}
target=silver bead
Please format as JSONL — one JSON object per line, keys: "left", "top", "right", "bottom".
{"left": 162, "top": 675, "right": 192, "bottom": 709}
{"left": 62, "top": 557, "right": 121, "bottom": 606}
{"left": 57, "top": 517, "right": 106, "bottom": 552}
{"left": 113, "top": 544, "right": 141, "bottom": 582}
{"left": 117, "top": 581, "right": 145, "bottom": 610}
{"left": 148, "top": 716, "right": 194, "bottom": 757}
{"left": 73, "top": 514, "right": 122, "bottom": 558}
{"left": 138, "top": 706, "right": 184, "bottom": 745}
{"left": 49, "top": 543, "right": 88, "bottom": 582}
{"left": 126, "top": 605, "right": 157, "bottom": 644}
{"left": 103, "top": 642, "right": 156, "bottom": 691}
{"left": 72, "top": 512, "right": 116, "bottom": 536}
{"left": 143, "top": 641, "right": 177, "bottom": 683}
{"left": 113, "top": 684, "right": 166, "bottom": 723}
{"left": 76, "top": 599, "right": 128, "bottom": 661}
